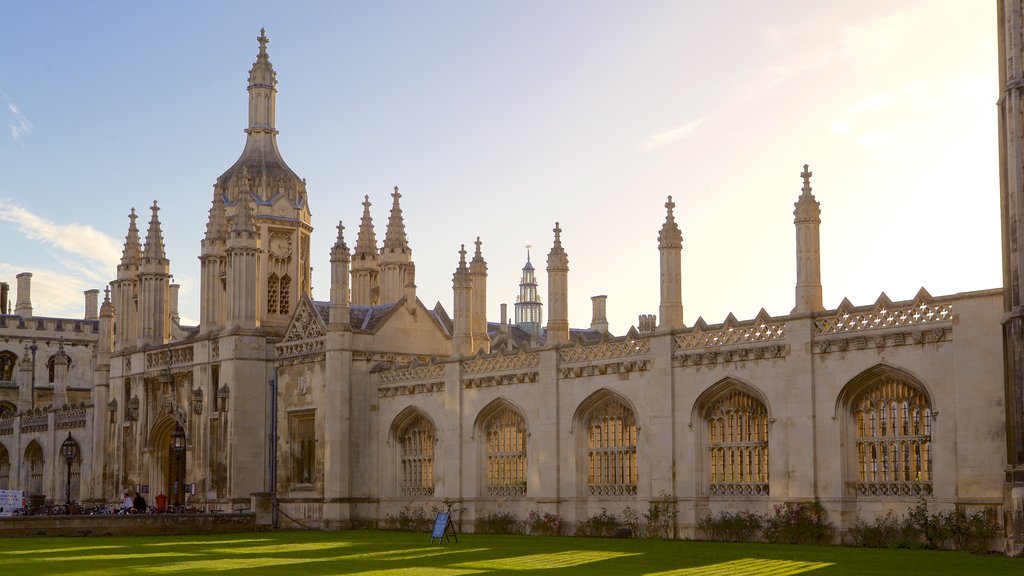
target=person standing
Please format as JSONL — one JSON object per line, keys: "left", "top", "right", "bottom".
{"left": 121, "top": 491, "right": 132, "bottom": 514}
{"left": 132, "top": 492, "right": 146, "bottom": 514}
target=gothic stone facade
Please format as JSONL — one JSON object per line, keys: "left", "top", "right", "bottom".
{"left": 0, "top": 22, "right": 1019, "bottom": 549}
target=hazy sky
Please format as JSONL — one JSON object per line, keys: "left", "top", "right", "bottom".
{"left": 0, "top": 1, "right": 1000, "bottom": 334}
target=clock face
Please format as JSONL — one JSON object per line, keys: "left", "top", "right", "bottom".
{"left": 269, "top": 233, "right": 291, "bottom": 258}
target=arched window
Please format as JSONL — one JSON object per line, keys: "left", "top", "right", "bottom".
{"left": 705, "top": 388, "right": 769, "bottom": 496}
{"left": 267, "top": 274, "right": 280, "bottom": 315}
{"left": 279, "top": 274, "right": 291, "bottom": 315}
{"left": 0, "top": 444, "right": 10, "bottom": 490}
{"left": 397, "top": 413, "right": 435, "bottom": 497}
{"left": 0, "top": 401, "right": 15, "bottom": 418}
{"left": 852, "top": 377, "right": 932, "bottom": 496}
{"left": 24, "top": 442, "right": 44, "bottom": 495}
{"left": 483, "top": 405, "right": 527, "bottom": 496}
{"left": 583, "top": 396, "right": 637, "bottom": 496}
{"left": 0, "top": 351, "right": 17, "bottom": 382}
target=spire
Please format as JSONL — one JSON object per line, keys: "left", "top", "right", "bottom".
{"left": 204, "top": 189, "right": 228, "bottom": 243}
{"left": 456, "top": 244, "right": 469, "bottom": 276}
{"left": 119, "top": 208, "right": 142, "bottom": 269}
{"left": 382, "top": 186, "right": 410, "bottom": 254}
{"left": 354, "top": 195, "right": 379, "bottom": 259}
{"left": 100, "top": 286, "right": 113, "bottom": 317}
{"left": 546, "top": 222, "right": 568, "bottom": 269}
{"left": 331, "top": 221, "right": 350, "bottom": 262}
{"left": 658, "top": 195, "right": 683, "bottom": 248}
{"left": 142, "top": 201, "right": 168, "bottom": 262}
{"left": 247, "top": 27, "right": 278, "bottom": 133}
{"left": 231, "top": 193, "right": 256, "bottom": 237}
{"left": 794, "top": 164, "right": 821, "bottom": 222}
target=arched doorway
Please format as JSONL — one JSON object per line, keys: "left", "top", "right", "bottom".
{"left": 23, "top": 441, "right": 44, "bottom": 496}
{"left": 167, "top": 426, "right": 186, "bottom": 507}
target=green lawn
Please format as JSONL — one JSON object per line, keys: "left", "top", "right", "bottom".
{"left": 0, "top": 530, "right": 1018, "bottom": 575}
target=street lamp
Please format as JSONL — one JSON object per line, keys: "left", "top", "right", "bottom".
{"left": 60, "top": 432, "right": 77, "bottom": 506}
{"left": 170, "top": 426, "right": 186, "bottom": 451}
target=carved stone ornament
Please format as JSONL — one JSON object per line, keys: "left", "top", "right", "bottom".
{"left": 192, "top": 387, "right": 204, "bottom": 415}
{"left": 127, "top": 396, "right": 140, "bottom": 422}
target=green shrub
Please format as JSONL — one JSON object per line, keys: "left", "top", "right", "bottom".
{"left": 763, "top": 501, "right": 834, "bottom": 545}
{"left": 849, "top": 510, "right": 921, "bottom": 549}
{"left": 526, "top": 510, "right": 562, "bottom": 535}
{"left": 474, "top": 510, "right": 522, "bottom": 535}
{"left": 947, "top": 508, "right": 1001, "bottom": 553}
{"left": 697, "top": 510, "right": 764, "bottom": 542}
{"left": 381, "top": 504, "right": 432, "bottom": 532}
{"left": 576, "top": 508, "right": 627, "bottom": 538}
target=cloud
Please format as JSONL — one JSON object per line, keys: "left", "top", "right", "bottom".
{"left": 3, "top": 93, "right": 32, "bottom": 140}
{"left": 0, "top": 201, "right": 121, "bottom": 272}
{"left": 637, "top": 117, "right": 708, "bottom": 151}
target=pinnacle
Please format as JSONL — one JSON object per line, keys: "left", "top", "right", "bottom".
{"left": 354, "top": 195, "right": 379, "bottom": 259}
{"left": 331, "top": 220, "right": 350, "bottom": 261}
{"left": 659, "top": 196, "right": 683, "bottom": 249}
{"left": 119, "top": 208, "right": 143, "bottom": 268}
{"left": 382, "top": 186, "right": 410, "bottom": 254}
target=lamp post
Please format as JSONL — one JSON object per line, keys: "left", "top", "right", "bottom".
{"left": 28, "top": 342, "right": 37, "bottom": 410}
{"left": 60, "top": 432, "right": 77, "bottom": 506}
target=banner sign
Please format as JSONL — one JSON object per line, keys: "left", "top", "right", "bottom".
{"left": 0, "top": 490, "right": 24, "bottom": 517}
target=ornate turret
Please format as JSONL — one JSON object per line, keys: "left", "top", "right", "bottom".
{"left": 452, "top": 245, "right": 473, "bottom": 357}
{"left": 114, "top": 209, "right": 143, "bottom": 350}
{"left": 226, "top": 194, "right": 261, "bottom": 329}
{"left": 658, "top": 195, "right": 684, "bottom": 330}
{"left": 793, "top": 164, "right": 824, "bottom": 314}
{"left": 138, "top": 201, "right": 171, "bottom": 346}
{"left": 470, "top": 237, "right": 489, "bottom": 353}
{"left": 329, "top": 221, "right": 351, "bottom": 329}
{"left": 546, "top": 223, "right": 570, "bottom": 345}
{"left": 200, "top": 191, "right": 229, "bottom": 333}
{"left": 209, "top": 29, "right": 311, "bottom": 333}
{"left": 514, "top": 247, "right": 543, "bottom": 336}
{"left": 351, "top": 195, "right": 381, "bottom": 306}
{"left": 380, "top": 187, "right": 413, "bottom": 304}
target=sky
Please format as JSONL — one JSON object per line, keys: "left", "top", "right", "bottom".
{"left": 0, "top": 1, "right": 1001, "bottom": 334}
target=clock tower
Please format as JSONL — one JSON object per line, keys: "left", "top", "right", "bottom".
{"left": 200, "top": 29, "right": 313, "bottom": 334}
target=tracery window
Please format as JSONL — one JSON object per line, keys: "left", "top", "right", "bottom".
{"left": 399, "top": 414, "right": 435, "bottom": 497}
{"left": 0, "top": 351, "right": 17, "bottom": 381}
{"left": 585, "top": 397, "right": 637, "bottom": 496}
{"left": 279, "top": 274, "right": 291, "bottom": 315}
{"left": 267, "top": 274, "right": 280, "bottom": 315}
{"left": 707, "top": 389, "right": 769, "bottom": 496}
{"left": 484, "top": 406, "right": 527, "bottom": 496}
{"left": 853, "top": 378, "right": 932, "bottom": 496}
{"left": 0, "top": 444, "right": 10, "bottom": 490}
{"left": 289, "top": 412, "right": 316, "bottom": 487}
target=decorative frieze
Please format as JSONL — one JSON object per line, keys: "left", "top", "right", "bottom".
{"left": 0, "top": 416, "right": 13, "bottom": 435}
{"left": 379, "top": 381, "right": 445, "bottom": 398}
{"left": 676, "top": 344, "right": 786, "bottom": 367}
{"left": 816, "top": 294, "right": 952, "bottom": 335}
{"left": 277, "top": 339, "right": 326, "bottom": 361}
{"left": 815, "top": 327, "right": 951, "bottom": 354}
{"left": 559, "top": 361, "right": 649, "bottom": 380}
{"left": 146, "top": 345, "right": 194, "bottom": 370}
{"left": 464, "top": 350, "right": 540, "bottom": 374}
{"left": 20, "top": 411, "right": 48, "bottom": 433}
{"left": 55, "top": 406, "right": 87, "bottom": 430}
{"left": 710, "top": 482, "right": 769, "bottom": 497}
{"left": 559, "top": 338, "right": 648, "bottom": 364}
{"left": 464, "top": 371, "right": 539, "bottom": 388}
{"left": 378, "top": 364, "right": 446, "bottom": 386}
{"left": 589, "top": 483, "right": 637, "bottom": 496}
{"left": 675, "top": 318, "right": 785, "bottom": 350}
{"left": 857, "top": 481, "right": 932, "bottom": 497}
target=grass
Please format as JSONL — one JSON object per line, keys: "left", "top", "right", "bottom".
{"left": 0, "top": 530, "right": 1019, "bottom": 575}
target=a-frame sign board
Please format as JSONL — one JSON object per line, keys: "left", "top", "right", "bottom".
{"left": 430, "top": 511, "right": 458, "bottom": 544}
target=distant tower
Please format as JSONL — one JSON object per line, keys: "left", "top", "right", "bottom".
{"left": 793, "top": 164, "right": 824, "bottom": 314}
{"left": 514, "top": 246, "right": 543, "bottom": 336}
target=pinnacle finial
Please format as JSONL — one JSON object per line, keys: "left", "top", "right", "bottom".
{"left": 129, "top": 207, "right": 137, "bottom": 224}
{"left": 474, "top": 236, "right": 482, "bottom": 256}
{"left": 553, "top": 222, "right": 561, "bottom": 243}
{"left": 337, "top": 221, "right": 345, "bottom": 239}
{"left": 393, "top": 185, "right": 400, "bottom": 196}
{"left": 103, "top": 286, "right": 111, "bottom": 302}
{"left": 801, "top": 164, "right": 813, "bottom": 196}
{"left": 665, "top": 195, "right": 675, "bottom": 217}
{"left": 459, "top": 244, "right": 467, "bottom": 264}
{"left": 258, "top": 28, "right": 269, "bottom": 54}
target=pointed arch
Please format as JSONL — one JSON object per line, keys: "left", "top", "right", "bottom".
{"left": 693, "top": 377, "right": 770, "bottom": 497}
{"left": 0, "top": 401, "right": 15, "bottom": 417}
{"left": 390, "top": 407, "right": 436, "bottom": 497}
{"left": 0, "top": 350, "right": 17, "bottom": 381}
{"left": 836, "top": 363, "right": 934, "bottom": 498}
{"left": 574, "top": 388, "right": 638, "bottom": 496}
{"left": 23, "top": 440, "right": 44, "bottom": 495}
{"left": 148, "top": 414, "right": 186, "bottom": 451}
{"left": 475, "top": 397, "right": 528, "bottom": 497}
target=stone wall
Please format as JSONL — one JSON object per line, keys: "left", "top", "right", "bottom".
{"left": 0, "top": 513, "right": 258, "bottom": 537}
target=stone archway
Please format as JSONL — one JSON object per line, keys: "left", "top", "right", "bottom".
{"left": 149, "top": 416, "right": 188, "bottom": 507}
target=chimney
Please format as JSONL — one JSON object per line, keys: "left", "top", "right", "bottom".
{"left": 169, "top": 283, "right": 181, "bottom": 324}
{"left": 14, "top": 272, "right": 32, "bottom": 318}
{"left": 0, "top": 282, "right": 8, "bottom": 314}
{"left": 84, "top": 289, "right": 99, "bottom": 320}
{"left": 590, "top": 295, "right": 609, "bottom": 334}
{"left": 500, "top": 303, "right": 509, "bottom": 333}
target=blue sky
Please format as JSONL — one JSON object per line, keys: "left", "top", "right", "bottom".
{"left": 0, "top": 1, "right": 1000, "bottom": 333}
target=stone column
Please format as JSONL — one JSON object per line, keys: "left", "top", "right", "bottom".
{"left": 546, "top": 223, "right": 570, "bottom": 345}
{"left": 14, "top": 272, "right": 32, "bottom": 318}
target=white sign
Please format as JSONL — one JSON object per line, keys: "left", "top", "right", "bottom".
{"left": 0, "top": 489, "right": 24, "bottom": 517}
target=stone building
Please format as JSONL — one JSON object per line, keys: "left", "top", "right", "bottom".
{"left": 0, "top": 13, "right": 1022, "bottom": 551}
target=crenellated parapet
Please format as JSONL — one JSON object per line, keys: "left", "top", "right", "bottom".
{"left": 375, "top": 360, "right": 446, "bottom": 397}
{"left": 673, "top": 311, "right": 788, "bottom": 367}
{"left": 0, "top": 315, "right": 99, "bottom": 335}
{"left": 813, "top": 289, "right": 956, "bottom": 355}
